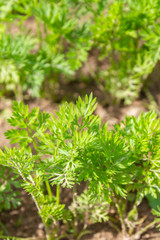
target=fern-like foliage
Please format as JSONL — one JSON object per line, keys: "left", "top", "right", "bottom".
{"left": 0, "top": 0, "right": 93, "bottom": 99}
{"left": 1, "top": 94, "right": 160, "bottom": 239}
{"left": 0, "top": 33, "right": 47, "bottom": 98}
{"left": 1, "top": 0, "right": 160, "bottom": 103}
{"left": 0, "top": 166, "right": 21, "bottom": 212}
{"left": 92, "top": 0, "right": 160, "bottom": 104}
{"left": 0, "top": 94, "right": 100, "bottom": 235}
{"left": 70, "top": 189, "right": 109, "bottom": 224}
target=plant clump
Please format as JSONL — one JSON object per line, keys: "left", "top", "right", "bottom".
{"left": 0, "top": 94, "right": 160, "bottom": 240}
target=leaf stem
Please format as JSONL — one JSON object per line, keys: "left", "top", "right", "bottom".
{"left": 132, "top": 220, "right": 160, "bottom": 240}
{"left": 45, "top": 225, "right": 52, "bottom": 240}
{"left": 56, "top": 185, "right": 60, "bottom": 205}
{"left": 73, "top": 184, "right": 78, "bottom": 235}
{"left": 114, "top": 197, "right": 127, "bottom": 237}
{"left": 45, "top": 180, "right": 53, "bottom": 201}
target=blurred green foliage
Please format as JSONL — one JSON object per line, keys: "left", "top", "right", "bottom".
{"left": 0, "top": 0, "right": 92, "bottom": 99}
{"left": 0, "top": 0, "right": 160, "bottom": 103}
{"left": 0, "top": 166, "right": 21, "bottom": 212}
{"left": 92, "top": 0, "right": 160, "bottom": 103}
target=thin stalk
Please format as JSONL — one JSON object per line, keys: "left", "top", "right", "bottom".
{"left": 15, "top": 84, "right": 23, "bottom": 101}
{"left": 124, "top": 193, "right": 128, "bottom": 218}
{"left": 16, "top": 163, "right": 41, "bottom": 215}
{"left": 108, "top": 220, "right": 121, "bottom": 233}
{"left": 24, "top": 119, "right": 38, "bottom": 152}
{"left": 45, "top": 225, "right": 52, "bottom": 240}
{"left": 45, "top": 180, "right": 53, "bottom": 201}
{"left": 25, "top": 121, "right": 53, "bottom": 208}
{"left": 23, "top": 119, "right": 53, "bottom": 240}
{"left": 14, "top": 161, "right": 52, "bottom": 240}
{"left": 73, "top": 184, "right": 78, "bottom": 235}
{"left": 28, "top": 174, "right": 53, "bottom": 240}
{"left": 132, "top": 220, "right": 160, "bottom": 240}
{"left": 128, "top": 200, "right": 139, "bottom": 236}
{"left": 29, "top": 176, "right": 52, "bottom": 240}
{"left": 136, "top": 215, "right": 147, "bottom": 232}
{"left": 54, "top": 185, "right": 61, "bottom": 238}
{"left": 108, "top": 214, "right": 120, "bottom": 233}
{"left": 36, "top": 18, "right": 43, "bottom": 46}
{"left": 56, "top": 185, "right": 60, "bottom": 205}
{"left": 114, "top": 197, "right": 127, "bottom": 237}
{"left": 0, "top": 221, "right": 9, "bottom": 235}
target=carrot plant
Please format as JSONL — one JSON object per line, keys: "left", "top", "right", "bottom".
{"left": 0, "top": 166, "right": 21, "bottom": 212}
{"left": 1, "top": 0, "right": 160, "bottom": 103}
{"left": 0, "top": 0, "right": 92, "bottom": 99}
{"left": 0, "top": 32, "right": 47, "bottom": 100}
{"left": 0, "top": 166, "right": 21, "bottom": 236}
{"left": 0, "top": 94, "right": 100, "bottom": 240}
{"left": 91, "top": 0, "right": 160, "bottom": 104}
{"left": 1, "top": 94, "right": 160, "bottom": 240}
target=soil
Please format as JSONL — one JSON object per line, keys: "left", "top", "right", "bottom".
{"left": 0, "top": 94, "right": 160, "bottom": 240}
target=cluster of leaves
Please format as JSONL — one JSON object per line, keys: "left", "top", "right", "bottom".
{"left": 0, "top": 0, "right": 93, "bottom": 99}
{"left": 0, "top": 166, "right": 21, "bottom": 212}
{"left": 69, "top": 189, "right": 109, "bottom": 225}
{"left": 1, "top": 0, "right": 160, "bottom": 103}
{"left": 1, "top": 94, "right": 160, "bottom": 239}
{"left": 0, "top": 32, "right": 47, "bottom": 99}
{"left": 91, "top": 0, "right": 160, "bottom": 103}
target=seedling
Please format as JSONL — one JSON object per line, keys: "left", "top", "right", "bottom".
{"left": 0, "top": 94, "right": 100, "bottom": 239}
{"left": 1, "top": 94, "right": 160, "bottom": 240}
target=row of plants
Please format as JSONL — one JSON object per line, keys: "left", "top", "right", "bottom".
{"left": 1, "top": 0, "right": 160, "bottom": 103}
{"left": 1, "top": 94, "right": 160, "bottom": 240}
